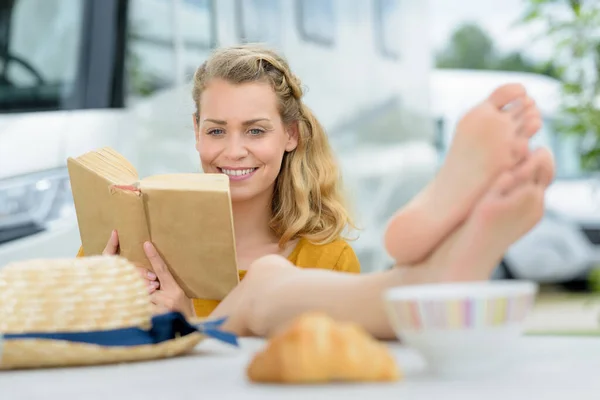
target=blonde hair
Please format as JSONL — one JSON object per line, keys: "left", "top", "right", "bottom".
{"left": 192, "top": 44, "right": 355, "bottom": 248}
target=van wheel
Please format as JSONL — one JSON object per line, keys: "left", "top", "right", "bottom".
{"left": 560, "top": 279, "right": 591, "bottom": 292}
{"left": 501, "top": 261, "right": 589, "bottom": 292}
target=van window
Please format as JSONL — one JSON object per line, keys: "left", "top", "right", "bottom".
{"left": 0, "top": 0, "right": 84, "bottom": 112}
{"left": 126, "top": 0, "right": 177, "bottom": 98}
{"left": 180, "top": 0, "right": 216, "bottom": 77}
{"left": 180, "top": 0, "right": 215, "bottom": 49}
{"left": 434, "top": 118, "right": 445, "bottom": 154}
{"left": 126, "top": 0, "right": 215, "bottom": 99}
{"left": 297, "top": 0, "right": 335, "bottom": 46}
{"left": 238, "top": 0, "right": 282, "bottom": 45}
{"left": 532, "top": 117, "right": 584, "bottom": 178}
{"left": 374, "top": 0, "right": 401, "bottom": 59}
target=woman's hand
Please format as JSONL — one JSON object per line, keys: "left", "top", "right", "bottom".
{"left": 143, "top": 241, "right": 195, "bottom": 318}
{"left": 102, "top": 230, "right": 120, "bottom": 255}
{"left": 102, "top": 230, "right": 160, "bottom": 292}
{"left": 102, "top": 231, "right": 192, "bottom": 317}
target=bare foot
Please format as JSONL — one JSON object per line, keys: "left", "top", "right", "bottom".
{"left": 360, "top": 147, "right": 555, "bottom": 339}
{"left": 384, "top": 84, "right": 542, "bottom": 266}
{"left": 418, "top": 147, "right": 554, "bottom": 282}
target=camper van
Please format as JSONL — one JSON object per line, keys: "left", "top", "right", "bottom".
{"left": 432, "top": 69, "right": 600, "bottom": 284}
{"left": 0, "top": 0, "right": 438, "bottom": 272}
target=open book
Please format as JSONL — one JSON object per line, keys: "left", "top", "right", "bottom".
{"left": 67, "top": 147, "right": 239, "bottom": 301}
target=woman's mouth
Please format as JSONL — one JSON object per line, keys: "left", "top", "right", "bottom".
{"left": 218, "top": 167, "right": 258, "bottom": 181}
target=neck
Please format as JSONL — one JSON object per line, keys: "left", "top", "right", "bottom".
{"left": 232, "top": 189, "right": 276, "bottom": 248}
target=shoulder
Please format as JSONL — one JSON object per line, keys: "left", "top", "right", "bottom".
{"left": 289, "top": 238, "right": 360, "bottom": 273}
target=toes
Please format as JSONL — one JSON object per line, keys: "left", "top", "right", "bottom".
{"left": 508, "top": 96, "right": 541, "bottom": 138}
{"left": 522, "top": 185, "right": 545, "bottom": 226}
{"left": 512, "top": 137, "right": 530, "bottom": 163}
{"left": 508, "top": 96, "right": 534, "bottom": 122}
{"left": 510, "top": 184, "right": 545, "bottom": 227}
{"left": 505, "top": 98, "right": 526, "bottom": 118}
{"left": 522, "top": 147, "right": 555, "bottom": 186}
{"left": 488, "top": 83, "right": 527, "bottom": 109}
{"left": 534, "top": 148, "right": 556, "bottom": 186}
{"left": 512, "top": 152, "right": 539, "bottom": 184}
{"left": 522, "top": 97, "right": 536, "bottom": 115}
{"left": 520, "top": 116, "right": 542, "bottom": 138}
{"left": 518, "top": 107, "right": 542, "bottom": 138}
{"left": 491, "top": 170, "right": 518, "bottom": 196}
{"left": 513, "top": 147, "right": 555, "bottom": 186}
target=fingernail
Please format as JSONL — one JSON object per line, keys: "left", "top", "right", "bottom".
{"left": 147, "top": 271, "right": 156, "bottom": 279}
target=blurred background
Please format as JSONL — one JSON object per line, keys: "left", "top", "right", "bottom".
{"left": 0, "top": 0, "right": 599, "bottom": 306}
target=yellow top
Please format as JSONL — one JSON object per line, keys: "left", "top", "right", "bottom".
{"left": 76, "top": 237, "right": 360, "bottom": 317}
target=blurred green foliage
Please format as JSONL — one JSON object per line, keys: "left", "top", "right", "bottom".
{"left": 436, "top": 23, "right": 563, "bottom": 79}
{"left": 437, "top": 1, "right": 600, "bottom": 171}
{"left": 519, "top": 0, "right": 600, "bottom": 170}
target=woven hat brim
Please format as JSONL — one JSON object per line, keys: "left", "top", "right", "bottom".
{"left": 0, "top": 332, "right": 203, "bottom": 370}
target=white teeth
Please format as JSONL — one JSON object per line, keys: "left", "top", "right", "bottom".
{"left": 221, "top": 168, "right": 256, "bottom": 177}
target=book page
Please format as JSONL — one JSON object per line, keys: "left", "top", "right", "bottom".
{"left": 67, "top": 147, "right": 140, "bottom": 256}
{"left": 140, "top": 173, "right": 230, "bottom": 192}
{"left": 109, "top": 185, "right": 152, "bottom": 271}
{"left": 74, "top": 147, "right": 139, "bottom": 184}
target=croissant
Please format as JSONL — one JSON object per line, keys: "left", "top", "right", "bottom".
{"left": 246, "top": 312, "right": 402, "bottom": 383}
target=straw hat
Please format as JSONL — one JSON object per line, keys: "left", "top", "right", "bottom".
{"left": 0, "top": 256, "right": 235, "bottom": 370}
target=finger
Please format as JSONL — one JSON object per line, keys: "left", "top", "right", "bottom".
{"left": 136, "top": 266, "right": 157, "bottom": 281}
{"left": 102, "top": 230, "right": 120, "bottom": 256}
{"left": 150, "top": 290, "right": 173, "bottom": 311}
{"left": 144, "top": 241, "right": 176, "bottom": 289}
{"left": 148, "top": 280, "right": 160, "bottom": 294}
{"left": 150, "top": 291, "right": 162, "bottom": 306}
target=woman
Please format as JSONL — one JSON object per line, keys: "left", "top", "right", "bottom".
{"left": 87, "top": 45, "right": 543, "bottom": 320}
{"left": 137, "top": 79, "right": 553, "bottom": 339}
{"left": 83, "top": 44, "right": 362, "bottom": 317}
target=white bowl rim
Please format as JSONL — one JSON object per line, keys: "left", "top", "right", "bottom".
{"left": 384, "top": 280, "right": 538, "bottom": 301}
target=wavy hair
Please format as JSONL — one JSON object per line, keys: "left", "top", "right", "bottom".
{"left": 192, "top": 44, "right": 355, "bottom": 248}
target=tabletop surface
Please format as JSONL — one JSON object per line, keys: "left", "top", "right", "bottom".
{"left": 2, "top": 336, "right": 600, "bottom": 400}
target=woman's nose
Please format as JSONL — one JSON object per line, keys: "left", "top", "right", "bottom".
{"left": 223, "top": 133, "right": 249, "bottom": 160}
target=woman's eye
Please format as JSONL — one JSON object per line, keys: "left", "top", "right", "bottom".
{"left": 207, "top": 128, "right": 224, "bottom": 136}
{"left": 249, "top": 128, "right": 264, "bottom": 136}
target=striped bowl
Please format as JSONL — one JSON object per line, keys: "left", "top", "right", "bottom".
{"left": 384, "top": 280, "right": 538, "bottom": 377}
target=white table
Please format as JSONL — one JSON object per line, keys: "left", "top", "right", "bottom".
{"left": 2, "top": 336, "right": 600, "bottom": 400}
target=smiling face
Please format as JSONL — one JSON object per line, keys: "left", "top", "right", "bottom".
{"left": 194, "top": 78, "right": 298, "bottom": 203}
